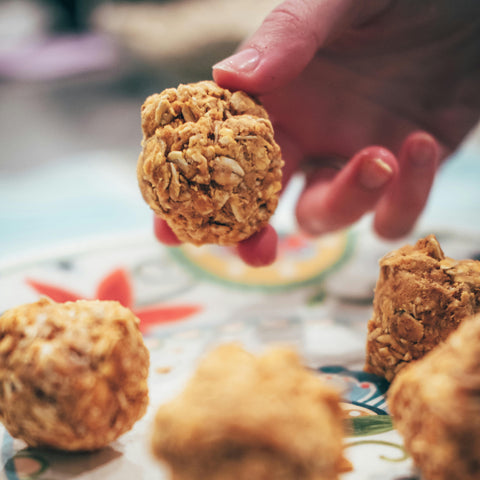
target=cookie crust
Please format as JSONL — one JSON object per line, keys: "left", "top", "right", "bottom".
{"left": 137, "top": 81, "right": 283, "bottom": 246}
{"left": 365, "top": 234, "right": 480, "bottom": 381}
{"left": 388, "top": 313, "right": 480, "bottom": 480}
{"left": 0, "top": 298, "right": 149, "bottom": 451}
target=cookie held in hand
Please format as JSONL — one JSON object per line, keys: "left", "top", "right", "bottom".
{"left": 0, "top": 298, "right": 149, "bottom": 451}
{"left": 137, "top": 81, "right": 283, "bottom": 246}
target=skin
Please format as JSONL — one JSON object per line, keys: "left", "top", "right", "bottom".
{"left": 155, "top": 0, "right": 480, "bottom": 266}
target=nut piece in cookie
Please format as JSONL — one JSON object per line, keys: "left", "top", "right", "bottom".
{"left": 151, "top": 343, "right": 348, "bottom": 480}
{"left": 0, "top": 298, "right": 150, "bottom": 451}
{"left": 137, "top": 80, "right": 283, "bottom": 246}
{"left": 388, "top": 313, "right": 480, "bottom": 480}
{"left": 365, "top": 234, "right": 480, "bottom": 382}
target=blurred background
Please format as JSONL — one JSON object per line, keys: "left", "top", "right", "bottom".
{"left": 0, "top": 0, "right": 281, "bottom": 172}
{"left": 0, "top": 0, "right": 479, "bottom": 265}
{"left": 0, "top": 0, "right": 281, "bottom": 261}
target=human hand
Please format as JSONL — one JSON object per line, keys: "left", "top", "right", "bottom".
{"left": 156, "top": 0, "right": 480, "bottom": 266}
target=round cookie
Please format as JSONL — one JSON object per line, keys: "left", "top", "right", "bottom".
{"left": 151, "top": 344, "right": 349, "bottom": 480}
{"left": 388, "top": 313, "right": 480, "bottom": 480}
{"left": 137, "top": 81, "right": 283, "bottom": 246}
{"left": 0, "top": 298, "right": 149, "bottom": 451}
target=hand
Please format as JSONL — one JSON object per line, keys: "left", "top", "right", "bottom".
{"left": 154, "top": 215, "right": 279, "bottom": 267}
{"left": 156, "top": 0, "right": 480, "bottom": 266}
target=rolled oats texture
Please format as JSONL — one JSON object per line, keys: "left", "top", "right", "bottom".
{"left": 388, "top": 313, "right": 480, "bottom": 480}
{"left": 365, "top": 234, "right": 480, "bottom": 382}
{"left": 0, "top": 297, "right": 149, "bottom": 451}
{"left": 137, "top": 81, "right": 283, "bottom": 246}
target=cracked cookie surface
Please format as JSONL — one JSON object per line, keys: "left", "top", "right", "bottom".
{"left": 138, "top": 81, "right": 283, "bottom": 246}
{"left": 365, "top": 234, "right": 480, "bottom": 381}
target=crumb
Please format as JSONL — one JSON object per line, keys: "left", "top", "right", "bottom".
{"left": 0, "top": 297, "right": 150, "bottom": 451}
{"left": 388, "top": 312, "right": 480, "bottom": 480}
{"left": 365, "top": 234, "right": 480, "bottom": 381}
{"left": 137, "top": 80, "right": 283, "bottom": 246}
{"left": 151, "top": 343, "right": 349, "bottom": 480}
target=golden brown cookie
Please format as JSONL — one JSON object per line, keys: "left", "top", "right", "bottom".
{"left": 137, "top": 80, "right": 283, "bottom": 246}
{"left": 388, "top": 313, "right": 480, "bottom": 480}
{"left": 151, "top": 343, "right": 348, "bottom": 480}
{"left": 0, "top": 297, "right": 149, "bottom": 451}
{"left": 365, "top": 234, "right": 480, "bottom": 382}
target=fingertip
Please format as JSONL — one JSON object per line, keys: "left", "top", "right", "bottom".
{"left": 356, "top": 146, "right": 398, "bottom": 184}
{"left": 236, "top": 225, "right": 278, "bottom": 267}
{"left": 153, "top": 216, "right": 182, "bottom": 246}
{"left": 296, "top": 146, "right": 398, "bottom": 236}
{"left": 374, "top": 132, "right": 439, "bottom": 240}
{"left": 213, "top": 0, "right": 324, "bottom": 94}
{"left": 373, "top": 218, "right": 414, "bottom": 241}
{"left": 402, "top": 131, "right": 440, "bottom": 168}
{"left": 213, "top": 48, "right": 262, "bottom": 92}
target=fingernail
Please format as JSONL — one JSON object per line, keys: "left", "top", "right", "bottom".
{"left": 213, "top": 48, "right": 260, "bottom": 73}
{"left": 408, "top": 136, "right": 437, "bottom": 167}
{"left": 359, "top": 157, "right": 393, "bottom": 189}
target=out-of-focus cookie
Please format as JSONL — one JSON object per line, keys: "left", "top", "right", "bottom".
{"left": 151, "top": 343, "right": 349, "bottom": 480}
{"left": 365, "top": 234, "right": 480, "bottom": 382}
{"left": 388, "top": 312, "right": 480, "bottom": 480}
{"left": 0, "top": 297, "right": 149, "bottom": 451}
{"left": 137, "top": 80, "right": 283, "bottom": 246}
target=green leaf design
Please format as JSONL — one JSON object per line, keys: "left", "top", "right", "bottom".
{"left": 345, "top": 415, "right": 394, "bottom": 437}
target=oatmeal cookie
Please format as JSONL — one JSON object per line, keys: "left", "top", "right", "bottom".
{"left": 151, "top": 343, "right": 348, "bottom": 480}
{"left": 0, "top": 298, "right": 149, "bottom": 451}
{"left": 137, "top": 80, "right": 283, "bottom": 246}
{"left": 388, "top": 313, "right": 480, "bottom": 480}
{"left": 365, "top": 234, "right": 480, "bottom": 382}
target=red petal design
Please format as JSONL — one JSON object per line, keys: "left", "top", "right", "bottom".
{"left": 284, "top": 234, "right": 308, "bottom": 250}
{"left": 135, "top": 304, "right": 201, "bottom": 333}
{"left": 25, "top": 278, "right": 83, "bottom": 303}
{"left": 95, "top": 268, "right": 133, "bottom": 307}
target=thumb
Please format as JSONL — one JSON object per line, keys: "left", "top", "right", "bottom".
{"left": 213, "top": 0, "right": 392, "bottom": 94}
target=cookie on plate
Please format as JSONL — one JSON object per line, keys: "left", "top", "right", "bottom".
{"left": 0, "top": 297, "right": 149, "bottom": 451}
{"left": 388, "top": 312, "right": 480, "bottom": 480}
{"left": 365, "top": 234, "right": 480, "bottom": 381}
{"left": 137, "top": 80, "right": 283, "bottom": 246}
{"left": 151, "top": 343, "right": 349, "bottom": 480}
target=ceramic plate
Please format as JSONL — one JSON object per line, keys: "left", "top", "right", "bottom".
{"left": 6, "top": 230, "right": 477, "bottom": 480}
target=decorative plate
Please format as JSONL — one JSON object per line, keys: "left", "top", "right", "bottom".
{"left": 0, "top": 231, "right": 422, "bottom": 480}
{"left": 171, "top": 229, "right": 353, "bottom": 291}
